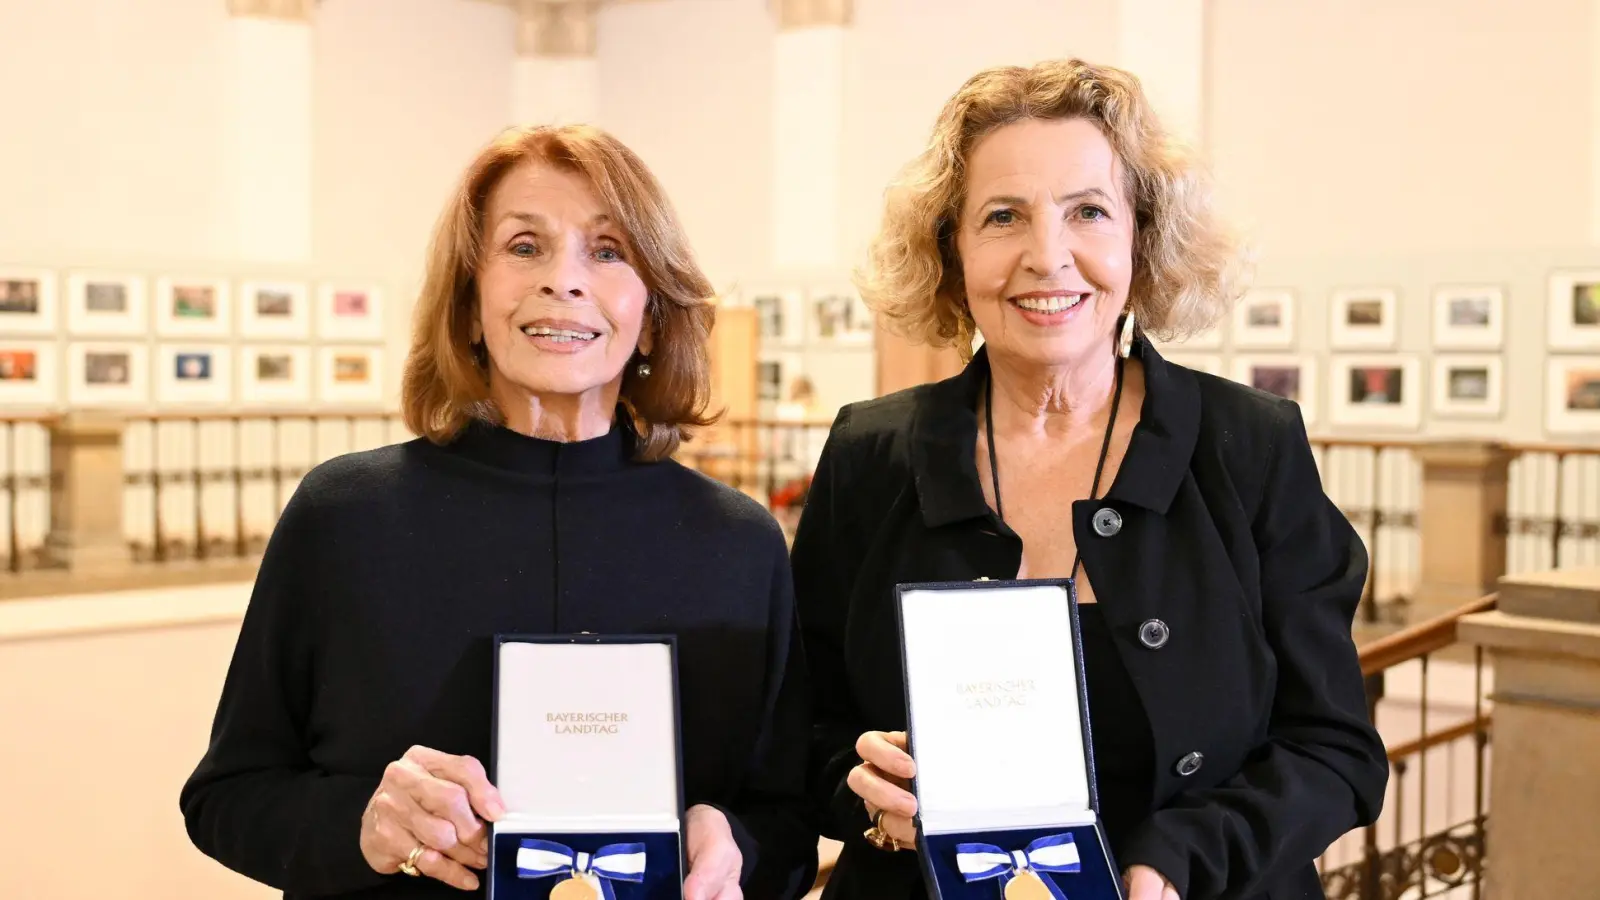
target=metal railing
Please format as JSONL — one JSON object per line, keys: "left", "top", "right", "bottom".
{"left": 1318, "top": 594, "right": 1496, "bottom": 900}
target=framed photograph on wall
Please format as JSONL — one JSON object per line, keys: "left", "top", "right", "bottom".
{"left": 67, "top": 342, "right": 148, "bottom": 407}
{"left": 1231, "top": 288, "right": 1295, "bottom": 349}
{"left": 1329, "top": 354, "right": 1422, "bottom": 429}
{"left": 66, "top": 273, "right": 147, "bottom": 337}
{"left": 1546, "top": 269, "right": 1600, "bottom": 350}
{"left": 0, "top": 269, "right": 58, "bottom": 335}
{"left": 1432, "top": 285, "right": 1504, "bottom": 350}
{"left": 756, "top": 351, "right": 804, "bottom": 405}
{"left": 1546, "top": 357, "right": 1600, "bottom": 435}
{"left": 1164, "top": 354, "right": 1223, "bottom": 377}
{"left": 239, "top": 281, "right": 311, "bottom": 340}
{"left": 155, "top": 276, "right": 232, "bottom": 338}
{"left": 318, "top": 345, "right": 385, "bottom": 405}
{"left": 0, "top": 341, "right": 58, "bottom": 406}
{"left": 749, "top": 288, "right": 804, "bottom": 347}
{"left": 156, "top": 344, "right": 233, "bottom": 405}
{"left": 239, "top": 345, "right": 312, "bottom": 405}
{"left": 1330, "top": 288, "right": 1398, "bottom": 349}
{"left": 1430, "top": 355, "right": 1503, "bottom": 419}
{"left": 1231, "top": 355, "right": 1318, "bottom": 425}
{"left": 808, "top": 287, "right": 873, "bottom": 345}
{"left": 316, "top": 283, "right": 384, "bottom": 341}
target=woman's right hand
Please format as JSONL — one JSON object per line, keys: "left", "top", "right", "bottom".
{"left": 360, "top": 745, "right": 506, "bottom": 890}
{"left": 847, "top": 731, "right": 919, "bottom": 849}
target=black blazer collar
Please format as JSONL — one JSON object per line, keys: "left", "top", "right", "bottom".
{"left": 908, "top": 335, "right": 1201, "bottom": 528}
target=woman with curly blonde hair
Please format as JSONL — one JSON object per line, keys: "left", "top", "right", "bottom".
{"left": 793, "top": 59, "right": 1386, "bottom": 900}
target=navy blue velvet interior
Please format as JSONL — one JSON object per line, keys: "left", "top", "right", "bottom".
{"left": 489, "top": 831, "right": 682, "bottom": 900}
{"left": 921, "top": 824, "right": 1123, "bottom": 900}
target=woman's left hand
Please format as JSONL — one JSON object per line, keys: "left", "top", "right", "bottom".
{"left": 1123, "top": 864, "right": 1179, "bottom": 900}
{"left": 683, "top": 804, "right": 743, "bottom": 900}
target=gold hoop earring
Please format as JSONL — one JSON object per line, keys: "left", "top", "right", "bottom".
{"left": 1117, "top": 310, "right": 1136, "bottom": 359}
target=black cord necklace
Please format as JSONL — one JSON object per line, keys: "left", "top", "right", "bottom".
{"left": 984, "top": 352, "right": 1128, "bottom": 581}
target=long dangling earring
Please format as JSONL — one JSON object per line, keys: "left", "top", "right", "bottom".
{"left": 1117, "top": 310, "right": 1136, "bottom": 359}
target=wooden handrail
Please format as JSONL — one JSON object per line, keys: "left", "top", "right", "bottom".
{"left": 0, "top": 413, "right": 60, "bottom": 425}
{"left": 1359, "top": 593, "right": 1498, "bottom": 676}
{"left": 1309, "top": 436, "right": 1421, "bottom": 450}
{"left": 1386, "top": 714, "right": 1491, "bottom": 762}
{"left": 1503, "top": 441, "right": 1600, "bottom": 456}
{"left": 703, "top": 417, "right": 838, "bottom": 429}
{"left": 126, "top": 409, "right": 401, "bottom": 423}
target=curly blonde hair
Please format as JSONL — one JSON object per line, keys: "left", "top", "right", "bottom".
{"left": 858, "top": 58, "right": 1249, "bottom": 351}
{"left": 401, "top": 124, "right": 717, "bottom": 462}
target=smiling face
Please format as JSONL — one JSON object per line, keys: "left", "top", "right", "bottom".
{"left": 955, "top": 117, "right": 1135, "bottom": 372}
{"left": 475, "top": 160, "right": 652, "bottom": 415}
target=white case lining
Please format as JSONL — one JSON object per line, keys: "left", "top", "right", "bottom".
{"left": 900, "top": 584, "right": 1096, "bottom": 836}
{"left": 495, "top": 641, "right": 680, "bottom": 822}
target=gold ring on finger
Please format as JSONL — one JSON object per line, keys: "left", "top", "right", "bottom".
{"left": 399, "top": 844, "right": 425, "bottom": 876}
{"left": 863, "top": 809, "right": 901, "bottom": 853}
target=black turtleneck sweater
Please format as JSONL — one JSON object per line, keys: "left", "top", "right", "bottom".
{"left": 179, "top": 419, "right": 816, "bottom": 899}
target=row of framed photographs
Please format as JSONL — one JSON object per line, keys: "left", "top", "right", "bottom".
{"left": 0, "top": 341, "right": 385, "bottom": 407}
{"left": 746, "top": 286, "right": 874, "bottom": 347}
{"left": 0, "top": 269, "right": 385, "bottom": 341}
{"left": 1172, "top": 274, "right": 1600, "bottom": 352}
{"left": 1166, "top": 353, "right": 1600, "bottom": 435}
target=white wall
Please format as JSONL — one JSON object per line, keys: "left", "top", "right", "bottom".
{"left": 843, "top": 0, "right": 1118, "bottom": 266}
{"left": 596, "top": 0, "right": 776, "bottom": 293}
{"left": 0, "top": 584, "right": 275, "bottom": 900}
{"left": 314, "top": 0, "right": 517, "bottom": 291}
{"left": 0, "top": 0, "right": 232, "bottom": 266}
{"left": 1207, "top": 0, "right": 1593, "bottom": 257}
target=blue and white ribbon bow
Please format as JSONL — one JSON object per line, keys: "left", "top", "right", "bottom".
{"left": 955, "top": 833, "right": 1081, "bottom": 899}
{"left": 516, "top": 839, "right": 647, "bottom": 900}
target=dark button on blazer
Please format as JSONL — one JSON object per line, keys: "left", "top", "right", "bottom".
{"left": 792, "top": 339, "right": 1388, "bottom": 900}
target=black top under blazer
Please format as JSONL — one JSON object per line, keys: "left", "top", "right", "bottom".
{"left": 791, "top": 337, "right": 1388, "bottom": 900}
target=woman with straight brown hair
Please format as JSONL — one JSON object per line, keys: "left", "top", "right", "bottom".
{"left": 180, "top": 124, "right": 818, "bottom": 900}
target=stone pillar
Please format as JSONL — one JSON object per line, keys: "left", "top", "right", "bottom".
{"left": 1459, "top": 567, "right": 1600, "bottom": 899}
{"left": 512, "top": 0, "right": 600, "bottom": 126}
{"left": 44, "top": 413, "right": 130, "bottom": 572}
{"left": 1115, "top": 0, "right": 1207, "bottom": 147}
{"left": 223, "top": 0, "right": 314, "bottom": 263}
{"left": 1412, "top": 441, "right": 1512, "bottom": 617}
{"left": 770, "top": 0, "right": 850, "bottom": 274}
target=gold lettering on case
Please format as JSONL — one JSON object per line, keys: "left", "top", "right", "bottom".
{"left": 956, "top": 679, "right": 1037, "bottom": 710}
{"left": 546, "top": 712, "right": 629, "bottom": 735}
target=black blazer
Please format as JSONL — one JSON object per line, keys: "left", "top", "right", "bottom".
{"left": 791, "top": 338, "right": 1387, "bottom": 900}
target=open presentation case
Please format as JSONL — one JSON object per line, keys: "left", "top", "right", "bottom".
{"left": 488, "top": 635, "right": 686, "bottom": 900}
{"left": 895, "top": 579, "right": 1126, "bottom": 900}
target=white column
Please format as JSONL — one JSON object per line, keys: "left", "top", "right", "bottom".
{"left": 223, "top": 0, "right": 314, "bottom": 263}
{"left": 770, "top": 0, "right": 850, "bottom": 274}
{"left": 1115, "top": 0, "right": 1206, "bottom": 149}
{"left": 511, "top": 0, "right": 600, "bottom": 126}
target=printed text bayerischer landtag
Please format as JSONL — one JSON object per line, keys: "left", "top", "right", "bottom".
{"left": 955, "top": 678, "right": 1037, "bottom": 710}
{"left": 547, "top": 711, "right": 629, "bottom": 735}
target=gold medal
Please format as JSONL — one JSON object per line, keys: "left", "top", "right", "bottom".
{"left": 549, "top": 873, "right": 600, "bottom": 900}
{"left": 1003, "top": 870, "right": 1054, "bottom": 900}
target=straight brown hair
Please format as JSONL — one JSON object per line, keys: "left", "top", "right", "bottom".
{"left": 401, "top": 124, "right": 717, "bottom": 461}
